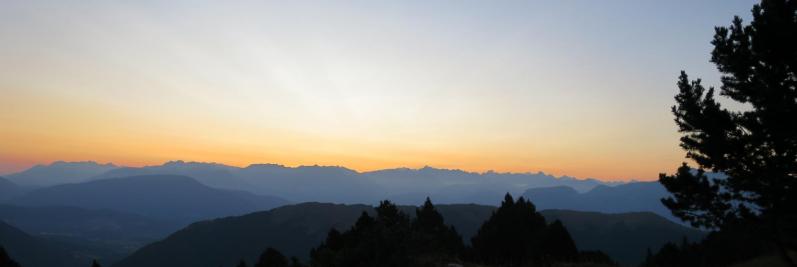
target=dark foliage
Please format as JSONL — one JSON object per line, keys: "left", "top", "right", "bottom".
{"left": 412, "top": 197, "right": 465, "bottom": 259}
{"left": 543, "top": 220, "right": 579, "bottom": 262}
{"left": 659, "top": 0, "right": 797, "bottom": 265}
{"left": 308, "top": 196, "right": 612, "bottom": 267}
{"left": 641, "top": 226, "right": 771, "bottom": 267}
{"left": 255, "top": 248, "right": 289, "bottom": 267}
{"left": 469, "top": 194, "right": 592, "bottom": 266}
{"left": 0, "top": 246, "right": 21, "bottom": 267}
{"left": 91, "top": 260, "right": 101, "bottom": 267}
{"left": 470, "top": 194, "right": 549, "bottom": 266}
{"left": 310, "top": 199, "right": 463, "bottom": 267}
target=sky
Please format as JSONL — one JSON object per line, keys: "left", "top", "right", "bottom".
{"left": 0, "top": 1, "right": 757, "bottom": 181}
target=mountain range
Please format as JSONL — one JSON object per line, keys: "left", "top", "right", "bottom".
{"left": 0, "top": 160, "right": 699, "bottom": 266}
{"left": 5, "top": 161, "right": 118, "bottom": 187}
{"left": 6, "top": 161, "right": 625, "bottom": 205}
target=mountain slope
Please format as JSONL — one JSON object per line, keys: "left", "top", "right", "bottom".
{"left": 0, "top": 221, "right": 90, "bottom": 267}
{"left": 113, "top": 202, "right": 702, "bottom": 267}
{"left": 523, "top": 182, "right": 676, "bottom": 222}
{"left": 93, "top": 161, "right": 253, "bottom": 191}
{"left": 0, "top": 177, "right": 22, "bottom": 202}
{"left": 10, "top": 175, "right": 288, "bottom": 224}
{"left": 6, "top": 161, "right": 119, "bottom": 187}
{"left": 113, "top": 202, "right": 369, "bottom": 267}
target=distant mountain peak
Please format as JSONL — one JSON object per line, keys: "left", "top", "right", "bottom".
{"left": 245, "top": 163, "right": 287, "bottom": 169}
{"left": 160, "top": 160, "right": 232, "bottom": 168}
{"left": 48, "top": 161, "right": 117, "bottom": 167}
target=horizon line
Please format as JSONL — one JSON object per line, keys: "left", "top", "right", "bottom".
{"left": 4, "top": 159, "right": 640, "bottom": 183}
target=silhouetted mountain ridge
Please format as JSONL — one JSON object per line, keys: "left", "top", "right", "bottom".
{"left": 523, "top": 181, "right": 677, "bottom": 222}
{"left": 113, "top": 202, "right": 702, "bottom": 267}
{"left": 7, "top": 161, "right": 118, "bottom": 187}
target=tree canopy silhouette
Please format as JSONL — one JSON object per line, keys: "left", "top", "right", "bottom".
{"left": 310, "top": 199, "right": 463, "bottom": 267}
{"left": 255, "top": 248, "right": 289, "bottom": 267}
{"left": 659, "top": 0, "right": 797, "bottom": 265}
{"left": 469, "top": 193, "right": 578, "bottom": 266}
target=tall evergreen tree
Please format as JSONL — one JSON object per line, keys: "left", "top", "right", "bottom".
{"left": 409, "top": 197, "right": 464, "bottom": 266}
{"left": 542, "top": 220, "right": 578, "bottom": 262}
{"left": 91, "top": 259, "right": 102, "bottom": 267}
{"left": 659, "top": 0, "right": 797, "bottom": 265}
{"left": 470, "top": 193, "right": 548, "bottom": 266}
{"left": 412, "top": 197, "right": 464, "bottom": 256}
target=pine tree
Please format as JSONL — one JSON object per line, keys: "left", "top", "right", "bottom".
{"left": 659, "top": 0, "right": 797, "bottom": 265}
{"left": 470, "top": 193, "right": 548, "bottom": 266}
{"left": 91, "top": 259, "right": 102, "bottom": 267}
{"left": 542, "top": 220, "right": 578, "bottom": 262}
{"left": 412, "top": 197, "right": 464, "bottom": 255}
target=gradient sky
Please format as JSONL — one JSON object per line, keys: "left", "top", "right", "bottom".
{"left": 0, "top": 1, "right": 756, "bottom": 180}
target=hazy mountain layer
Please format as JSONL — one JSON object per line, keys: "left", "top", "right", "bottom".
{"left": 0, "top": 204, "right": 177, "bottom": 253}
{"left": 6, "top": 161, "right": 118, "bottom": 187}
{"left": 0, "top": 221, "right": 92, "bottom": 267}
{"left": 523, "top": 182, "right": 677, "bottom": 222}
{"left": 9, "top": 175, "right": 288, "bottom": 225}
{"left": 0, "top": 177, "right": 22, "bottom": 202}
{"left": 87, "top": 161, "right": 621, "bottom": 204}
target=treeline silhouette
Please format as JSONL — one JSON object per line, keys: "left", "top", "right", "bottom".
{"left": 231, "top": 195, "right": 615, "bottom": 267}
{"left": 653, "top": 0, "right": 797, "bottom": 266}
{"left": 641, "top": 225, "right": 771, "bottom": 266}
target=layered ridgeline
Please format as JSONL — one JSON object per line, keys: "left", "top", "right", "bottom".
{"left": 8, "top": 175, "right": 288, "bottom": 225}
{"left": 523, "top": 182, "right": 675, "bottom": 222}
{"left": 6, "top": 161, "right": 623, "bottom": 205}
{"left": 5, "top": 161, "right": 118, "bottom": 187}
{"left": 113, "top": 201, "right": 703, "bottom": 267}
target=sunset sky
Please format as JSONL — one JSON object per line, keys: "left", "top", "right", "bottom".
{"left": 0, "top": 1, "right": 755, "bottom": 180}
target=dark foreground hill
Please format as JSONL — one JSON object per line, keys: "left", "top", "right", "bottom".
{"left": 10, "top": 175, "right": 288, "bottom": 225}
{"left": 113, "top": 203, "right": 703, "bottom": 267}
{"left": 0, "top": 221, "right": 91, "bottom": 267}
